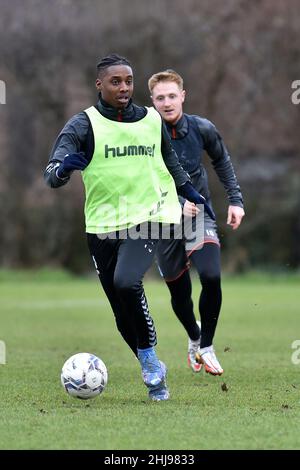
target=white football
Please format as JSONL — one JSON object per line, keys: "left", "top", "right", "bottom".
{"left": 61, "top": 352, "right": 108, "bottom": 399}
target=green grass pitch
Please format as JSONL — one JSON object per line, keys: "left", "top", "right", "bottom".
{"left": 0, "top": 270, "right": 299, "bottom": 450}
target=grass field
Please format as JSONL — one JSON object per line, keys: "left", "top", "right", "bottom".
{"left": 0, "top": 270, "right": 299, "bottom": 450}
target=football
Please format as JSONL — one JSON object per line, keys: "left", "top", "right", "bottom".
{"left": 61, "top": 352, "right": 108, "bottom": 399}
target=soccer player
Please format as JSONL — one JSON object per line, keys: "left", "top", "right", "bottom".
{"left": 148, "top": 69, "right": 245, "bottom": 376}
{"left": 44, "top": 54, "right": 210, "bottom": 401}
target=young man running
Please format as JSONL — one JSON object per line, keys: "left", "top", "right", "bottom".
{"left": 148, "top": 69, "right": 245, "bottom": 376}
{"left": 44, "top": 55, "right": 210, "bottom": 401}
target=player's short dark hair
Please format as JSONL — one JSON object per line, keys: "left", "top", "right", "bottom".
{"left": 96, "top": 54, "right": 132, "bottom": 77}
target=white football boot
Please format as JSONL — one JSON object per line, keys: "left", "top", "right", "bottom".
{"left": 187, "top": 321, "right": 202, "bottom": 373}
{"left": 199, "top": 345, "right": 223, "bottom": 376}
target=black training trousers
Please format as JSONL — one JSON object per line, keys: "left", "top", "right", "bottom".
{"left": 165, "top": 242, "right": 222, "bottom": 348}
{"left": 87, "top": 233, "right": 158, "bottom": 356}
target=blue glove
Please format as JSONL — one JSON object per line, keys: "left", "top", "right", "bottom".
{"left": 177, "top": 181, "right": 216, "bottom": 220}
{"left": 56, "top": 152, "right": 89, "bottom": 178}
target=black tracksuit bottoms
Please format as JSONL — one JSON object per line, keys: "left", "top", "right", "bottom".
{"left": 87, "top": 233, "right": 158, "bottom": 356}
